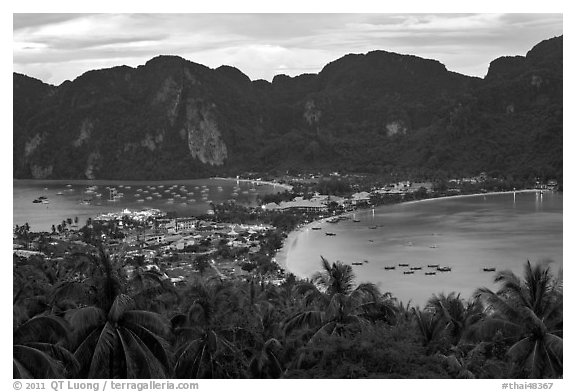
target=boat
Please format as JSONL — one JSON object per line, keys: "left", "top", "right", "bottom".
{"left": 384, "top": 266, "right": 396, "bottom": 270}
{"left": 353, "top": 219, "right": 361, "bottom": 223}
{"left": 363, "top": 260, "right": 369, "bottom": 264}
{"left": 326, "top": 218, "right": 339, "bottom": 224}
{"left": 56, "top": 191, "right": 64, "bottom": 195}
{"left": 437, "top": 266, "right": 452, "bottom": 272}
{"left": 429, "top": 244, "right": 438, "bottom": 248}
{"left": 136, "top": 199, "right": 144, "bottom": 202}
{"left": 425, "top": 272, "right": 436, "bottom": 276}
{"left": 403, "top": 271, "right": 415, "bottom": 275}
{"left": 325, "top": 232, "right": 336, "bottom": 236}
{"left": 32, "top": 199, "right": 42, "bottom": 203}
{"left": 410, "top": 266, "right": 422, "bottom": 270}
{"left": 80, "top": 199, "right": 92, "bottom": 205}
{"left": 352, "top": 262, "right": 363, "bottom": 266}
{"left": 369, "top": 226, "right": 377, "bottom": 229}
{"left": 398, "top": 263, "right": 410, "bottom": 267}
{"left": 311, "top": 227, "right": 322, "bottom": 230}
{"left": 483, "top": 267, "right": 496, "bottom": 272}
{"left": 427, "top": 264, "right": 439, "bottom": 268}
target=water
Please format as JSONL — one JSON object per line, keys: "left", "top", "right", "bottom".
{"left": 13, "top": 178, "right": 284, "bottom": 231}
{"left": 279, "top": 191, "right": 563, "bottom": 306}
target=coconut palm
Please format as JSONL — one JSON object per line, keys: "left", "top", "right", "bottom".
{"left": 426, "top": 292, "right": 485, "bottom": 345}
{"left": 474, "top": 260, "right": 563, "bottom": 378}
{"left": 67, "top": 295, "right": 172, "bottom": 378}
{"left": 63, "top": 247, "right": 172, "bottom": 378}
{"left": 283, "top": 257, "right": 395, "bottom": 343}
{"left": 13, "top": 315, "right": 78, "bottom": 378}
{"left": 412, "top": 308, "right": 447, "bottom": 354}
{"left": 172, "top": 279, "right": 245, "bottom": 378}
{"left": 248, "top": 338, "right": 283, "bottom": 378}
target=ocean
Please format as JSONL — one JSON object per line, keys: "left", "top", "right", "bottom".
{"left": 13, "top": 178, "right": 285, "bottom": 232}
{"left": 277, "top": 191, "right": 563, "bottom": 306}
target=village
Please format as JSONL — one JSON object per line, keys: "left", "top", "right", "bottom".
{"left": 13, "top": 172, "right": 559, "bottom": 290}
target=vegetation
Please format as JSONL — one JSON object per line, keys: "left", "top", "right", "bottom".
{"left": 14, "top": 37, "right": 562, "bottom": 183}
{"left": 13, "top": 245, "right": 562, "bottom": 379}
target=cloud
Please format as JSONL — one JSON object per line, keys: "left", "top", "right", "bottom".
{"left": 13, "top": 13, "right": 563, "bottom": 84}
{"left": 13, "top": 14, "right": 89, "bottom": 30}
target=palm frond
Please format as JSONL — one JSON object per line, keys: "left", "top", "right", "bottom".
{"left": 14, "top": 315, "right": 71, "bottom": 345}
{"left": 26, "top": 342, "right": 80, "bottom": 377}
{"left": 122, "top": 310, "right": 171, "bottom": 338}
{"left": 13, "top": 344, "right": 66, "bottom": 378}
{"left": 87, "top": 322, "right": 117, "bottom": 378}
{"left": 108, "top": 294, "right": 135, "bottom": 322}
{"left": 65, "top": 306, "right": 106, "bottom": 345}
{"left": 117, "top": 327, "right": 168, "bottom": 378}
{"left": 282, "top": 310, "right": 323, "bottom": 335}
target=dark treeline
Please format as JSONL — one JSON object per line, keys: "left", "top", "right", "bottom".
{"left": 13, "top": 245, "right": 562, "bottom": 379}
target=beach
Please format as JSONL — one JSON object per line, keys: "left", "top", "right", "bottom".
{"left": 274, "top": 189, "right": 561, "bottom": 305}
{"left": 211, "top": 177, "right": 293, "bottom": 191}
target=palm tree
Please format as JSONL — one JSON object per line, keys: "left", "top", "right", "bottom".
{"left": 172, "top": 279, "right": 245, "bottom": 378}
{"left": 63, "top": 247, "right": 173, "bottom": 378}
{"left": 248, "top": 338, "right": 283, "bottom": 378}
{"left": 426, "top": 292, "right": 485, "bottom": 345}
{"left": 13, "top": 315, "right": 78, "bottom": 378}
{"left": 474, "top": 260, "right": 563, "bottom": 378}
{"left": 412, "top": 308, "right": 447, "bottom": 354}
{"left": 283, "top": 257, "right": 394, "bottom": 343}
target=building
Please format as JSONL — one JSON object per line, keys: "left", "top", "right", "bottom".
{"left": 176, "top": 218, "right": 198, "bottom": 232}
{"left": 350, "top": 191, "right": 371, "bottom": 206}
{"left": 278, "top": 197, "right": 328, "bottom": 212}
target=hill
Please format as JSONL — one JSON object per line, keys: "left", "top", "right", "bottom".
{"left": 13, "top": 36, "right": 562, "bottom": 181}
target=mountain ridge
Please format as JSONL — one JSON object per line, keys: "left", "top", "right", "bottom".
{"left": 13, "top": 35, "right": 562, "bottom": 181}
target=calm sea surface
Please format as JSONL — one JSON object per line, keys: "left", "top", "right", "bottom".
{"left": 13, "top": 178, "right": 283, "bottom": 232}
{"left": 278, "top": 191, "right": 563, "bottom": 306}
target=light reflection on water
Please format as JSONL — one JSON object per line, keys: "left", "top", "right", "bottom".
{"left": 280, "top": 191, "right": 562, "bottom": 306}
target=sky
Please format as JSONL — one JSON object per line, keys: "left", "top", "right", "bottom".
{"left": 13, "top": 13, "right": 563, "bottom": 85}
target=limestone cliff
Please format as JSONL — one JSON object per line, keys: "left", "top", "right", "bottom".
{"left": 183, "top": 100, "right": 228, "bottom": 165}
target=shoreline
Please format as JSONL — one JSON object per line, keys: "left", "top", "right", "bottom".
{"left": 274, "top": 188, "right": 547, "bottom": 272}
{"left": 210, "top": 177, "right": 293, "bottom": 191}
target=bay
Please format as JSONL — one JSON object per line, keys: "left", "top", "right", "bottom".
{"left": 278, "top": 191, "right": 563, "bottom": 306}
{"left": 13, "top": 178, "right": 285, "bottom": 232}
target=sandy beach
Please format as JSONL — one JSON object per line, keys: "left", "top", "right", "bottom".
{"left": 211, "top": 177, "right": 293, "bottom": 191}
{"left": 274, "top": 189, "right": 545, "bottom": 272}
